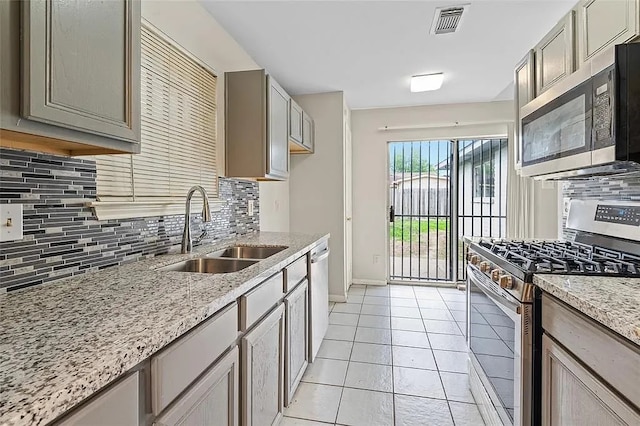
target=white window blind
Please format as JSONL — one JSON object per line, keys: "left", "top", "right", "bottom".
{"left": 94, "top": 24, "right": 218, "bottom": 207}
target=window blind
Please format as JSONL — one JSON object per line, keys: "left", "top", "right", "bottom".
{"left": 94, "top": 24, "right": 218, "bottom": 204}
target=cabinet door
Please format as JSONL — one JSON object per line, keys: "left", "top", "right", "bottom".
{"left": 285, "top": 280, "right": 309, "bottom": 406}
{"left": 535, "top": 11, "right": 576, "bottom": 96}
{"left": 241, "top": 304, "right": 285, "bottom": 426}
{"left": 21, "top": 0, "right": 140, "bottom": 144}
{"left": 57, "top": 372, "right": 140, "bottom": 426}
{"left": 289, "top": 99, "right": 303, "bottom": 145}
{"left": 155, "top": 347, "right": 239, "bottom": 426}
{"left": 578, "top": 0, "right": 639, "bottom": 65}
{"left": 514, "top": 50, "right": 535, "bottom": 171}
{"left": 267, "top": 77, "right": 290, "bottom": 180}
{"left": 302, "top": 112, "right": 315, "bottom": 153}
{"left": 541, "top": 334, "right": 640, "bottom": 426}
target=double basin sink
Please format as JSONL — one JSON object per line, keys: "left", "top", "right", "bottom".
{"left": 159, "top": 245, "right": 288, "bottom": 274}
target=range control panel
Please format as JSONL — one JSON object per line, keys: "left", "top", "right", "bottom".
{"left": 594, "top": 204, "right": 640, "bottom": 226}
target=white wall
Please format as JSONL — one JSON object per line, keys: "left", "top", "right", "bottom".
{"left": 290, "top": 92, "right": 347, "bottom": 300}
{"left": 142, "top": 0, "right": 290, "bottom": 232}
{"left": 352, "top": 101, "right": 514, "bottom": 283}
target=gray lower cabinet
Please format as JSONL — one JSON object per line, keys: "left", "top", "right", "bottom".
{"left": 151, "top": 303, "right": 239, "bottom": 415}
{"left": 57, "top": 372, "right": 140, "bottom": 426}
{"left": 154, "top": 347, "right": 240, "bottom": 426}
{"left": 0, "top": 0, "right": 141, "bottom": 155}
{"left": 284, "top": 279, "right": 309, "bottom": 406}
{"left": 541, "top": 334, "right": 640, "bottom": 425}
{"left": 542, "top": 293, "right": 640, "bottom": 426}
{"left": 241, "top": 303, "right": 285, "bottom": 426}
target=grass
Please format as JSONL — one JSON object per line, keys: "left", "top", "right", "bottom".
{"left": 390, "top": 218, "right": 449, "bottom": 242}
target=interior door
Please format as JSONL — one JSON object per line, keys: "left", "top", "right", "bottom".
{"left": 344, "top": 106, "right": 353, "bottom": 291}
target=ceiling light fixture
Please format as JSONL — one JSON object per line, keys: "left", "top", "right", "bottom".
{"left": 410, "top": 73, "right": 444, "bottom": 92}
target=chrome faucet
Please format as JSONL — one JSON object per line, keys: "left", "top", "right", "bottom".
{"left": 181, "top": 185, "right": 212, "bottom": 254}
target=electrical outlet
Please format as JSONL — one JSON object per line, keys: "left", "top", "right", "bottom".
{"left": 0, "top": 204, "right": 24, "bottom": 242}
{"left": 248, "top": 200, "right": 255, "bottom": 216}
{"left": 373, "top": 255, "right": 381, "bottom": 264}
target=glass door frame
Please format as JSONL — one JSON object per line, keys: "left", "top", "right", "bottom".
{"left": 386, "top": 137, "right": 508, "bottom": 285}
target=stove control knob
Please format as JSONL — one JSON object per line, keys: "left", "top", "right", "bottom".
{"left": 491, "top": 269, "right": 501, "bottom": 282}
{"left": 470, "top": 255, "right": 479, "bottom": 265}
{"left": 480, "top": 262, "right": 490, "bottom": 272}
{"left": 499, "top": 275, "right": 514, "bottom": 290}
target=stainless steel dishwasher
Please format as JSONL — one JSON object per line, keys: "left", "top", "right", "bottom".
{"left": 309, "top": 240, "right": 330, "bottom": 362}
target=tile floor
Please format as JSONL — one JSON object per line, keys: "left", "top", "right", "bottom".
{"left": 283, "top": 284, "right": 486, "bottom": 426}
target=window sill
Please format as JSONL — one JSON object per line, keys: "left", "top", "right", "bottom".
{"left": 88, "top": 200, "right": 225, "bottom": 221}
{"left": 473, "top": 197, "right": 495, "bottom": 204}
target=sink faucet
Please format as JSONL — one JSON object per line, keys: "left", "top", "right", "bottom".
{"left": 181, "top": 185, "right": 213, "bottom": 254}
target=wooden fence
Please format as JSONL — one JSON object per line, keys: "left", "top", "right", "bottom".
{"left": 391, "top": 188, "right": 450, "bottom": 216}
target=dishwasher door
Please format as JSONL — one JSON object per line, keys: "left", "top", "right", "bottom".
{"left": 309, "top": 241, "right": 330, "bottom": 362}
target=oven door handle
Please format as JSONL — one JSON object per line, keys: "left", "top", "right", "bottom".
{"left": 468, "top": 266, "right": 521, "bottom": 315}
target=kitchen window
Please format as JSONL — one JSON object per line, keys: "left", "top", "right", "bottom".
{"left": 474, "top": 161, "right": 495, "bottom": 199}
{"left": 91, "top": 22, "right": 220, "bottom": 220}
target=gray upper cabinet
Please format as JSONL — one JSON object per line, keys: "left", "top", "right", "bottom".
{"left": 301, "top": 112, "right": 315, "bottom": 154}
{"left": 514, "top": 50, "right": 535, "bottom": 171}
{"left": 225, "top": 70, "right": 289, "bottom": 181}
{"left": 535, "top": 11, "right": 576, "bottom": 96}
{"left": 0, "top": 0, "right": 141, "bottom": 155}
{"left": 576, "top": 0, "right": 640, "bottom": 66}
{"left": 290, "top": 100, "right": 314, "bottom": 154}
{"left": 268, "top": 78, "right": 290, "bottom": 179}
{"left": 289, "top": 99, "right": 303, "bottom": 146}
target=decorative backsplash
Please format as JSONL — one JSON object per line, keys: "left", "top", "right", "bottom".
{"left": 0, "top": 148, "right": 259, "bottom": 292}
{"left": 561, "top": 175, "right": 640, "bottom": 240}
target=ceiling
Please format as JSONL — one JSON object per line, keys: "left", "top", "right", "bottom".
{"left": 202, "top": 0, "right": 575, "bottom": 109}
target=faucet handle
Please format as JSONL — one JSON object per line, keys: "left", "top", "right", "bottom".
{"left": 194, "top": 229, "right": 208, "bottom": 244}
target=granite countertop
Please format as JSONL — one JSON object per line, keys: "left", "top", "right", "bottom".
{"left": 533, "top": 274, "right": 640, "bottom": 347}
{"left": 0, "top": 231, "right": 328, "bottom": 426}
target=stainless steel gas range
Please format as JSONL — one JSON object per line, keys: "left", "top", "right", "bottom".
{"left": 465, "top": 199, "right": 640, "bottom": 426}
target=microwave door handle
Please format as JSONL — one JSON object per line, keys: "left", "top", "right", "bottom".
{"left": 468, "top": 267, "right": 521, "bottom": 316}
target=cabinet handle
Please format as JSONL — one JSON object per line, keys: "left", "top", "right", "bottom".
{"left": 311, "top": 249, "right": 330, "bottom": 264}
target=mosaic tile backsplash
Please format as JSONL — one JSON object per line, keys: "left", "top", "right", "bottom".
{"left": 562, "top": 174, "right": 640, "bottom": 240}
{"left": 0, "top": 148, "right": 259, "bottom": 292}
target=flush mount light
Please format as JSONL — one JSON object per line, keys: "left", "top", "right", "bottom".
{"left": 410, "top": 73, "right": 444, "bottom": 92}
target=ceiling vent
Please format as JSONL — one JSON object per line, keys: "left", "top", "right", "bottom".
{"left": 431, "top": 5, "right": 468, "bottom": 35}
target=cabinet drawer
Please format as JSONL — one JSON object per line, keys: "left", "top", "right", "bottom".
{"left": 542, "top": 293, "right": 640, "bottom": 408}
{"left": 57, "top": 372, "right": 140, "bottom": 426}
{"left": 285, "top": 256, "right": 308, "bottom": 293}
{"left": 152, "top": 303, "right": 239, "bottom": 415}
{"left": 240, "top": 272, "right": 284, "bottom": 331}
{"left": 155, "top": 347, "right": 239, "bottom": 426}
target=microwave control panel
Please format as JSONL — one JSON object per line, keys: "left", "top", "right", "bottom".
{"left": 594, "top": 204, "right": 640, "bottom": 226}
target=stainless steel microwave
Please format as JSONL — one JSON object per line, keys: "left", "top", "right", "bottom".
{"left": 520, "top": 43, "right": 640, "bottom": 179}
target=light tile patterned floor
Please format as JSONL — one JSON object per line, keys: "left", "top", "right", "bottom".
{"left": 283, "top": 285, "right": 486, "bottom": 426}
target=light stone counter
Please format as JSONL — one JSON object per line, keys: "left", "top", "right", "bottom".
{"left": 0, "top": 232, "right": 328, "bottom": 426}
{"left": 533, "top": 274, "right": 640, "bottom": 347}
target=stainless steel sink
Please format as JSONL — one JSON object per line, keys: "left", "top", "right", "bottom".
{"left": 209, "top": 245, "right": 288, "bottom": 260}
{"left": 159, "top": 258, "right": 258, "bottom": 274}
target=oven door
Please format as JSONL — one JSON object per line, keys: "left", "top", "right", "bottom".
{"left": 467, "top": 265, "right": 532, "bottom": 426}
